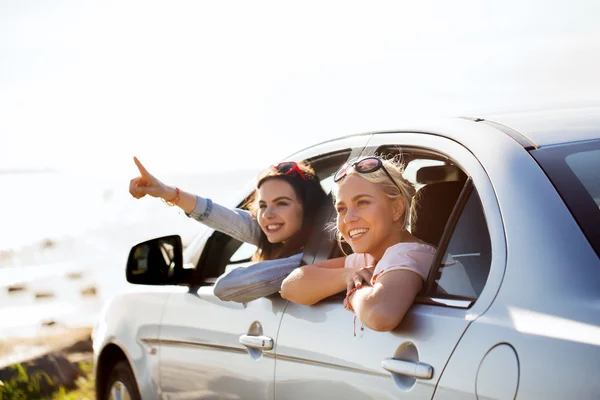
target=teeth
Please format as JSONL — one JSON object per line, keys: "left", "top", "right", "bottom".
{"left": 267, "top": 224, "right": 282, "bottom": 230}
{"left": 349, "top": 228, "right": 368, "bottom": 238}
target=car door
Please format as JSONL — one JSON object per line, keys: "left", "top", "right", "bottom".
{"left": 157, "top": 235, "right": 285, "bottom": 399}
{"left": 157, "top": 135, "right": 372, "bottom": 399}
{"left": 274, "top": 132, "right": 506, "bottom": 399}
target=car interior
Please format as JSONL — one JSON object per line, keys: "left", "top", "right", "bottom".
{"left": 193, "top": 145, "right": 492, "bottom": 304}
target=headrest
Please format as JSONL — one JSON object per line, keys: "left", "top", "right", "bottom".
{"left": 412, "top": 181, "right": 464, "bottom": 246}
{"left": 416, "top": 165, "right": 467, "bottom": 184}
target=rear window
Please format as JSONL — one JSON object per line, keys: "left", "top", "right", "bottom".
{"left": 532, "top": 139, "right": 600, "bottom": 257}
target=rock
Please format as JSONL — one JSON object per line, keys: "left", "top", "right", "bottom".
{"left": 35, "top": 291, "right": 55, "bottom": 300}
{"left": 64, "top": 337, "right": 93, "bottom": 354}
{"left": 0, "top": 352, "right": 83, "bottom": 397}
{"left": 7, "top": 284, "right": 26, "bottom": 293}
{"left": 80, "top": 286, "right": 97, "bottom": 297}
{"left": 66, "top": 271, "right": 83, "bottom": 280}
{"left": 40, "top": 238, "right": 56, "bottom": 250}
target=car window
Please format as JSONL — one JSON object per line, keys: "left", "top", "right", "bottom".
{"left": 225, "top": 242, "right": 258, "bottom": 273}
{"left": 532, "top": 140, "right": 600, "bottom": 257}
{"left": 319, "top": 175, "right": 336, "bottom": 194}
{"left": 229, "top": 242, "right": 257, "bottom": 264}
{"left": 430, "top": 189, "right": 492, "bottom": 300}
{"left": 356, "top": 145, "right": 492, "bottom": 304}
{"left": 196, "top": 149, "right": 354, "bottom": 283}
{"left": 566, "top": 149, "right": 600, "bottom": 207}
{"left": 404, "top": 159, "right": 445, "bottom": 190}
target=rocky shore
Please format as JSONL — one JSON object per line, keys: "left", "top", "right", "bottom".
{"left": 0, "top": 327, "right": 93, "bottom": 398}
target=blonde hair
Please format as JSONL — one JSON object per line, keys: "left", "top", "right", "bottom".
{"left": 333, "top": 155, "right": 418, "bottom": 230}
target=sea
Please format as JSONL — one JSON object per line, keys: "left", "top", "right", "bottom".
{"left": 0, "top": 169, "right": 255, "bottom": 361}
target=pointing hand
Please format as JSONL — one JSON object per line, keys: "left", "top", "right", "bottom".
{"left": 129, "top": 157, "right": 169, "bottom": 199}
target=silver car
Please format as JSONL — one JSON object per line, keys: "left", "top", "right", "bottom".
{"left": 93, "top": 107, "right": 600, "bottom": 400}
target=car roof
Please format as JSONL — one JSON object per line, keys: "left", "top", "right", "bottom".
{"left": 292, "top": 105, "right": 600, "bottom": 159}
{"left": 475, "top": 105, "right": 600, "bottom": 148}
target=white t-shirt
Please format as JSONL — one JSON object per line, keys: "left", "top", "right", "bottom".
{"left": 344, "top": 242, "right": 437, "bottom": 285}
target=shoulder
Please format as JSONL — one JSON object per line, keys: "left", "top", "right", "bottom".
{"left": 373, "top": 242, "right": 436, "bottom": 282}
{"left": 383, "top": 242, "right": 436, "bottom": 260}
{"left": 344, "top": 252, "right": 374, "bottom": 269}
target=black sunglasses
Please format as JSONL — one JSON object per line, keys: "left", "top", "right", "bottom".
{"left": 334, "top": 156, "right": 402, "bottom": 192}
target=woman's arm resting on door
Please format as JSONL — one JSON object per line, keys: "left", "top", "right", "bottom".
{"left": 280, "top": 257, "right": 349, "bottom": 306}
{"left": 348, "top": 269, "right": 423, "bottom": 332}
{"left": 213, "top": 252, "right": 304, "bottom": 303}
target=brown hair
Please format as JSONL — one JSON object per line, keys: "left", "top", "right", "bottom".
{"left": 245, "top": 161, "right": 328, "bottom": 261}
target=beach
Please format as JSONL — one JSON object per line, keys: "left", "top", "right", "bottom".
{"left": 0, "top": 169, "right": 255, "bottom": 371}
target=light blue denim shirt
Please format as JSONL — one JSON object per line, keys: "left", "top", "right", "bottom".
{"left": 187, "top": 195, "right": 262, "bottom": 246}
{"left": 213, "top": 253, "right": 304, "bottom": 303}
{"left": 187, "top": 195, "right": 303, "bottom": 303}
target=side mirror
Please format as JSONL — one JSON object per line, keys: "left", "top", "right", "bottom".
{"left": 126, "top": 235, "right": 190, "bottom": 286}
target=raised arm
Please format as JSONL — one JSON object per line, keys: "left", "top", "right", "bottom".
{"left": 347, "top": 269, "right": 422, "bottom": 332}
{"left": 129, "top": 156, "right": 199, "bottom": 213}
{"left": 280, "top": 257, "right": 349, "bottom": 305}
{"left": 129, "top": 156, "right": 262, "bottom": 245}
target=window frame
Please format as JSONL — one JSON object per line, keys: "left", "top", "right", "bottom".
{"left": 531, "top": 139, "right": 600, "bottom": 258}
{"left": 419, "top": 180, "right": 493, "bottom": 307}
{"left": 359, "top": 132, "right": 506, "bottom": 316}
{"left": 423, "top": 178, "right": 475, "bottom": 300}
{"left": 188, "top": 136, "right": 371, "bottom": 286}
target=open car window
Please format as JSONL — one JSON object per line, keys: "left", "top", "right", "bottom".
{"left": 325, "top": 145, "right": 493, "bottom": 308}
{"left": 228, "top": 242, "right": 257, "bottom": 265}
{"left": 193, "top": 149, "right": 353, "bottom": 285}
{"left": 428, "top": 188, "right": 492, "bottom": 302}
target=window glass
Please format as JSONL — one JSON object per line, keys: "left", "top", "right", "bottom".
{"left": 404, "top": 159, "right": 445, "bottom": 189}
{"left": 229, "top": 242, "right": 257, "bottom": 264}
{"left": 565, "top": 149, "right": 600, "bottom": 207}
{"left": 532, "top": 140, "right": 600, "bottom": 257}
{"left": 224, "top": 259, "right": 256, "bottom": 274}
{"left": 202, "top": 149, "right": 354, "bottom": 280}
{"left": 433, "top": 189, "right": 492, "bottom": 300}
{"left": 319, "top": 175, "right": 336, "bottom": 194}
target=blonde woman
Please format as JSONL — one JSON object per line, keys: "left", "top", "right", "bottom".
{"left": 281, "top": 156, "right": 435, "bottom": 332}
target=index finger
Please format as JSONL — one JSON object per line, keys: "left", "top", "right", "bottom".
{"left": 133, "top": 156, "right": 151, "bottom": 177}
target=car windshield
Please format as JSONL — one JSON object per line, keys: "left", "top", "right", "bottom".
{"left": 532, "top": 139, "right": 600, "bottom": 257}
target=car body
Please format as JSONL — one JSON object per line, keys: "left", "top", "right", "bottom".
{"left": 93, "top": 107, "right": 600, "bottom": 400}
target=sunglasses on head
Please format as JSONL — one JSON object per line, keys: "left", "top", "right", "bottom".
{"left": 334, "top": 156, "right": 402, "bottom": 192}
{"left": 273, "top": 161, "right": 307, "bottom": 180}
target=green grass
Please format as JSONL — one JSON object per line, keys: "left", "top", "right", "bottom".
{"left": 0, "top": 361, "right": 95, "bottom": 400}
{"left": 0, "top": 363, "right": 53, "bottom": 400}
{"left": 51, "top": 361, "right": 95, "bottom": 400}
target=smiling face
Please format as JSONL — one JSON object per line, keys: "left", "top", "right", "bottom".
{"left": 257, "top": 179, "right": 304, "bottom": 244}
{"left": 335, "top": 174, "right": 405, "bottom": 260}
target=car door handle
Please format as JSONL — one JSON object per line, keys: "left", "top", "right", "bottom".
{"left": 381, "top": 358, "right": 433, "bottom": 380}
{"left": 239, "top": 334, "right": 273, "bottom": 350}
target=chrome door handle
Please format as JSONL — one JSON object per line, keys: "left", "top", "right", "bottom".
{"left": 381, "top": 358, "right": 433, "bottom": 380}
{"left": 239, "top": 334, "right": 273, "bottom": 350}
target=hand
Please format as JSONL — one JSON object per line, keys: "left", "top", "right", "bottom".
{"left": 129, "top": 157, "right": 170, "bottom": 200}
{"left": 346, "top": 266, "right": 375, "bottom": 293}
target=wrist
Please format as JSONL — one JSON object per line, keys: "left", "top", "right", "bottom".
{"left": 161, "top": 185, "right": 176, "bottom": 200}
{"left": 344, "top": 287, "right": 358, "bottom": 312}
{"left": 162, "top": 186, "right": 181, "bottom": 206}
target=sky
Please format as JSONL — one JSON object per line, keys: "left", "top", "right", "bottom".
{"left": 1, "top": 0, "right": 600, "bottom": 176}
